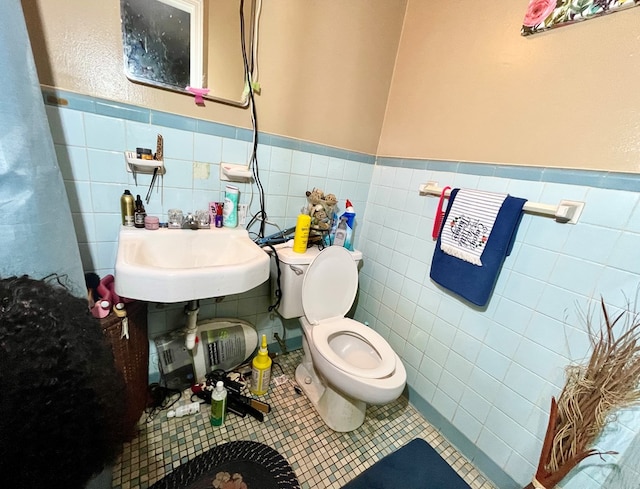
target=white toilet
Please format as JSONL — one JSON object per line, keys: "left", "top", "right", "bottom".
{"left": 271, "top": 244, "right": 406, "bottom": 432}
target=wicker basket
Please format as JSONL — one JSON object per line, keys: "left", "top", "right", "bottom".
{"left": 101, "top": 301, "right": 148, "bottom": 439}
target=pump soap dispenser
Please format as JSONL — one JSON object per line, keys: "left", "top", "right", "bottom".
{"left": 250, "top": 334, "right": 272, "bottom": 396}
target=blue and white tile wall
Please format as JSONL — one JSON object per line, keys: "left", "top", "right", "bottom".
{"left": 45, "top": 89, "right": 639, "bottom": 489}
{"left": 44, "top": 89, "right": 373, "bottom": 381}
{"left": 356, "top": 161, "right": 640, "bottom": 488}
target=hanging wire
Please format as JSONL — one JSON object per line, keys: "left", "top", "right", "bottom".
{"left": 239, "top": 0, "right": 268, "bottom": 239}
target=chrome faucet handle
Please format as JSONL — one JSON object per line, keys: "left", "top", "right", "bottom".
{"left": 182, "top": 212, "right": 198, "bottom": 230}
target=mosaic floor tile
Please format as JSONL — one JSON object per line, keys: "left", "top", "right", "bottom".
{"left": 112, "top": 349, "right": 496, "bottom": 489}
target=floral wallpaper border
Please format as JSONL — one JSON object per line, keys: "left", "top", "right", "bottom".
{"left": 521, "top": 0, "right": 640, "bottom": 36}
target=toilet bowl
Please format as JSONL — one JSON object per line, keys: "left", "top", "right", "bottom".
{"left": 271, "top": 244, "right": 406, "bottom": 432}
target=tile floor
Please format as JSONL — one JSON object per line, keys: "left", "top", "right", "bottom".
{"left": 112, "top": 349, "right": 497, "bottom": 489}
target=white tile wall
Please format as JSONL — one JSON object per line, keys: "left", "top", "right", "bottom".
{"left": 47, "top": 103, "right": 373, "bottom": 387}
{"left": 355, "top": 165, "right": 640, "bottom": 488}
{"left": 46, "top": 101, "right": 640, "bottom": 489}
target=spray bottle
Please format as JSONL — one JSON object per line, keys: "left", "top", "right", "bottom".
{"left": 332, "top": 217, "right": 348, "bottom": 247}
{"left": 250, "top": 334, "right": 272, "bottom": 396}
{"left": 332, "top": 200, "right": 356, "bottom": 250}
{"left": 120, "top": 189, "right": 135, "bottom": 227}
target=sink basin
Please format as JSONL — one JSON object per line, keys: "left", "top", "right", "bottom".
{"left": 115, "top": 226, "right": 270, "bottom": 303}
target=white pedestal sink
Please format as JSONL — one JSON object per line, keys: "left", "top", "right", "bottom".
{"left": 114, "top": 226, "right": 270, "bottom": 303}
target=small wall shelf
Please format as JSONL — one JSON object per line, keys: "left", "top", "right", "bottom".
{"left": 220, "top": 162, "right": 252, "bottom": 182}
{"left": 124, "top": 151, "right": 165, "bottom": 175}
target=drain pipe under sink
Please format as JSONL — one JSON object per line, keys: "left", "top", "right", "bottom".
{"left": 184, "top": 300, "right": 200, "bottom": 350}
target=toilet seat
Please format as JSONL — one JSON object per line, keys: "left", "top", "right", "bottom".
{"left": 302, "top": 246, "right": 396, "bottom": 379}
{"left": 301, "top": 246, "right": 358, "bottom": 325}
{"left": 311, "top": 317, "right": 396, "bottom": 379}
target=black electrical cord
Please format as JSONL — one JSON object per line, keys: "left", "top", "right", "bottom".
{"left": 271, "top": 361, "right": 284, "bottom": 376}
{"left": 262, "top": 243, "right": 283, "bottom": 311}
{"left": 239, "top": 0, "right": 268, "bottom": 239}
{"left": 145, "top": 383, "right": 181, "bottom": 421}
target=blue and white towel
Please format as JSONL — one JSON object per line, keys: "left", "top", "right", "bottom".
{"left": 430, "top": 188, "right": 526, "bottom": 307}
{"left": 440, "top": 189, "right": 507, "bottom": 266}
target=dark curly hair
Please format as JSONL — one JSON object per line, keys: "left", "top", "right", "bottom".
{"left": 0, "top": 276, "right": 127, "bottom": 488}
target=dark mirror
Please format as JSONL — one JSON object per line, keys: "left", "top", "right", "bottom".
{"left": 120, "top": 0, "right": 255, "bottom": 107}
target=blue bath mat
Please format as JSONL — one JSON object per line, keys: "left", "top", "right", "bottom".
{"left": 341, "top": 438, "right": 471, "bottom": 489}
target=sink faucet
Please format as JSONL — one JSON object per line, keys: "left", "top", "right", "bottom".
{"left": 182, "top": 212, "right": 199, "bottom": 230}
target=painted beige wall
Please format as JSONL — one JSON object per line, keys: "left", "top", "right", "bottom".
{"left": 22, "top": 0, "right": 406, "bottom": 156}
{"left": 23, "top": 0, "right": 640, "bottom": 172}
{"left": 379, "top": 0, "right": 640, "bottom": 173}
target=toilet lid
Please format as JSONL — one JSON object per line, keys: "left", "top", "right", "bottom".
{"left": 312, "top": 317, "right": 396, "bottom": 379}
{"left": 301, "top": 246, "right": 358, "bottom": 324}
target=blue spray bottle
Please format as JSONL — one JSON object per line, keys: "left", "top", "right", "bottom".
{"left": 340, "top": 199, "right": 356, "bottom": 251}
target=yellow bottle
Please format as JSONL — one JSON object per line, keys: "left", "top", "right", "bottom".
{"left": 292, "top": 214, "right": 311, "bottom": 253}
{"left": 250, "top": 334, "right": 272, "bottom": 395}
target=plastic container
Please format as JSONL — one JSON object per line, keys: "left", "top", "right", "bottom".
{"left": 136, "top": 147, "right": 153, "bottom": 160}
{"left": 215, "top": 202, "right": 224, "bottom": 228}
{"left": 250, "top": 334, "right": 272, "bottom": 396}
{"left": 223, "top": 185, "right": 239, "bottom": 227}
{"left": 167, "top": 402, "right": 200, "bottom": 418}
{"left": 190, "top": 318, "right": 258, "bottom": 381}
{"left": 339, "top": 200, "right": 356, "bottom": 250}
{"left": 210, "top": 381, "right": 227, "bottom": 426}
{"left": 91, "top": 300, "right": 111, "bottom": 319}
{"left": 120, "top": 189, "right": 135, "bottom": 227}
{"left": 332, "top": 217, "right": 348, "bottom": 247}
{"left": 144, "top": 216, "right": 159, "bottom": 230}
{"left": 134, "top": 194, "right": 146, "bottom": 228}
{"left": 292, "top": 214, "right": 311, "bottom": 253}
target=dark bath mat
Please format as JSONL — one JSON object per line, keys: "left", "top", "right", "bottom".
{"left": 149, "top": 440, "right": 300, "bottom": 489}
{"left": 341, "top": 438, "right": 472, "bottom": 489}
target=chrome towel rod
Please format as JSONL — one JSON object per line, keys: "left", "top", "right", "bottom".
{"left": 418, "top": 182, "right": 584, "bottom": 224}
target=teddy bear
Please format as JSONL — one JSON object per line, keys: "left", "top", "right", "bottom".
{"left": 305, "top": 188, "right": 325, "bottom": 213}
{"left": 311, "top": 209, "right": 331, "bottom": 231}
{"left": 305, "top": 188, "right": 337, "bottom": 235}
{"left": 324, "top": 193, "right": 337, "bottom": 208}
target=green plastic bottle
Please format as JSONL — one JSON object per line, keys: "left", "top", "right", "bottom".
{"left": 210, "top": 381, "right": 227, "bottom": 427}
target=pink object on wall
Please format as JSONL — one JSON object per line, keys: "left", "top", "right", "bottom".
{"left": 186, "top": 86, "right": 210, "bottom": 105}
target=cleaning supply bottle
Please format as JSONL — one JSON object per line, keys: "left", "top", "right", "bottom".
{"left": 134, "top": 194, "right": 146, "bottom": 228}
{"left": 292, "top": 214, "right": 311, "bottom": 253}
{"left": 341, "top": 200, "right": 356, "bottom": 251}
{"left": 250, "top": 334, "right": 272, "bottom": 396}
{"left": 332, "top": 217, "right": 348, "bottom": 247}
{"left": 120, "top": 189, "right": 135, "bottom": 227}
{"left": 210, "top": 381, "right": 227, "bottom": 426}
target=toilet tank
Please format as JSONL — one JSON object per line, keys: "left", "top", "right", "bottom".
{"left": 270, "top": 243, "right": 362, "bottom": 319}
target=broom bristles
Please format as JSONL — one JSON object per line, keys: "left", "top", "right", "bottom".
{"left": 546, "top": 296, "right": 640, "bottom": 474}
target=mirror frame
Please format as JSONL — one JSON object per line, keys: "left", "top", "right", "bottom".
{"left": 120, "top": 0, "right": 255, "bottom": 108}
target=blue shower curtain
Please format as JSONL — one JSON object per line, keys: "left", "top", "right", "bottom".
{"left": 0, "top": 0, "right": 84, "bottom": 297}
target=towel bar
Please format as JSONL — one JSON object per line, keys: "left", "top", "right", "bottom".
{"left": 418, "top": 182, "right": 584, "bottom": 224}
